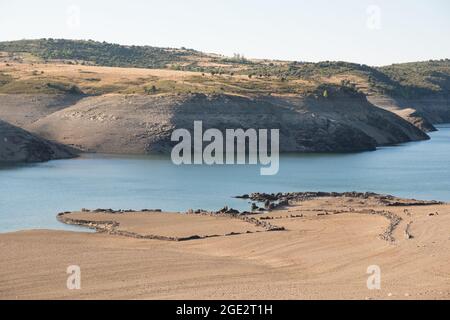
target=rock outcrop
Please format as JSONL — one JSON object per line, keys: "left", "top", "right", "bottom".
{"left": 20, "top": 90, "right": 429, "bottom": 154}
{"left": 0, "top": 119, "right": 76, "bottom": 162}
{"left": 238, "top": 191, "right": 443, "bottom": 211}
{"left": 368, "top": 94, "right": 450, "bottom": 132}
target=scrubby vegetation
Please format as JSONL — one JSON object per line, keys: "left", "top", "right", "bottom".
{"left": 379, "top": 60, "right": 450, "bottom": 97}
{"left": 307, "top": 83, "right": 367, "bottom": 101}
{"left": 0, "top": 72, "right": 12, "bottom": 86}
{"left": 0, "top": 39, "right": 197, "bottom": 69}
{"left": 0, "top": 79, "right": 84, "bottom": 94}
{"left": 0, "top": 39, "right": 449, "bottom": 98}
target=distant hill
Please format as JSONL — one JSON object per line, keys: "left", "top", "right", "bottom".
{"left": 0, "top": 38, "right": 449, "bottom": 143}
{"left": 1, "top": 39, "right": 449, "bottom": 99}
{"left": 379, "top": 60, "right": 450, "bottom": 97}
{"left": 0, "top": 39, "right": 198, "bottom": 69}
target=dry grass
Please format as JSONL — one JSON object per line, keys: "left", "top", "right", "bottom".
{"left": 0, "top": 61, "right": 321, "bottom": 95}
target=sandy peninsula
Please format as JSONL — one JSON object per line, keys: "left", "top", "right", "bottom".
{"left": 1, "top": 192, "right": 449, "bottom": 300}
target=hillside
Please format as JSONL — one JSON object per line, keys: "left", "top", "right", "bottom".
{"left": 18, "top": 87, "right": 427, "bottom": 154}
{"left": 1, "top": 39, "right": 449, "bottom": 129}
{"left": 0, "top": 39, "right": 448, "bottom": 158}
{"left": 0, "top": 39, "right": 199, "bottom": 69}
{"left": 0, "top": 119, "right": 76, "bottom": 162}
{"left": 1, "top": 39, "right": 449, "bottom": 97}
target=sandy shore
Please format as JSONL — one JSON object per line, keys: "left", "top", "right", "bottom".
{"left": 1, "top": 193, "right": 450, "bottom": 300}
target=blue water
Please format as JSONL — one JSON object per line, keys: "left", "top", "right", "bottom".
{"left": 1, "top": 125, "right": 450, "bottom": 233}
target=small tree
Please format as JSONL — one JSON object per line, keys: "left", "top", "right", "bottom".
{"left": 145, "top": 85, "right": 157, "bottom": 94}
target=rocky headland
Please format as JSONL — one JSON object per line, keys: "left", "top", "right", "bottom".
{"left": 0, "top": 86, "right": 430, "bottom": 159}
{"left": 0, "top": 119, "right": 77, "bottom": 162}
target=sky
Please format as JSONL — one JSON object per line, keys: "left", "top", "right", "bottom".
{"left": 0, "top": 0, "right": 449, "bottom": 66}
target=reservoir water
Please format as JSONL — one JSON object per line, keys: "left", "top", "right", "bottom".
{"left": 1, "top": 125, "right": 449, "bottom": 233}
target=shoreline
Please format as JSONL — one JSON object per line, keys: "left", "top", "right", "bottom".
{"left": 1, "top": 125, "right": 449, "bottom": 235}
{"left": 1, "top": 191, "right": 450, "bottom": 300}
{"left": 53, "top": 191, "right": 444, "bottom": 244}
{"left": 2, "top": 123, "right": 449, "bottom": 168}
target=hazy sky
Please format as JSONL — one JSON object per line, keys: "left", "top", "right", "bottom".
{"left": 1, "top": 0, "right": 449, "bottom": 66}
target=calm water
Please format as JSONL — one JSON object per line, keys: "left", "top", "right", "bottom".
{"left": 1, "top": 125, "right": 450, "bottom": 233}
